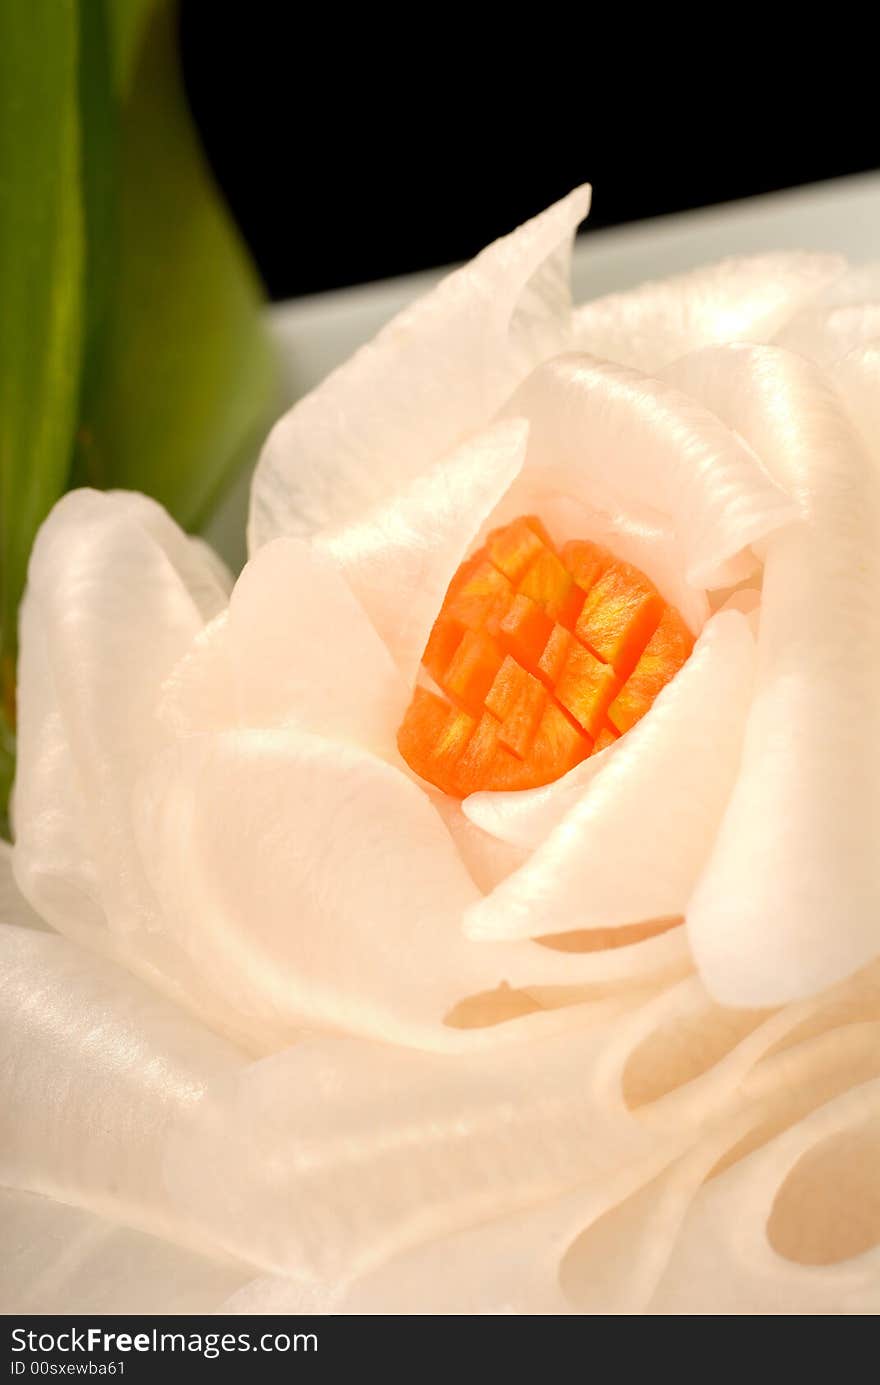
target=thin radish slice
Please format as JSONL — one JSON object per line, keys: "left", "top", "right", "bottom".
{"left": 464, "top": 610, "right": 755, "bottom": 934}
{"left": 574, "top": 252, "right": 846, "bottom": 372}
{"left": 316, "top": 418, "right": 528, "bottom": 685}
{"left": 248, "top": 188, "right": 590, "bottom": 552}
{"left": 0, "top": 1190, "right": 247, "bottom": 1315}
{"left": 667, "top": 345, "right": 880, "bottom": 1005}
{"left": 0, "top": 924, "right": 244, "bottom": 1249}
{"left": 498, "top": 354, "right": 797, "bottom": 590}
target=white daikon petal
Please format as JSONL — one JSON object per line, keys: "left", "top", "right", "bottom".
{"left": 573, "top": 253, "right": 845, "bottom": 372}
{"left": 227, "top": 538, "right": 406, "bottom": 754}
{"left": 775, "top": 263, "right": 880, "bottom": 367}
{"left": 13, "top": 490, "right": 223, "bottom": 941}
{"left": 464, "top": 610, "right": 756, "bottom": 938}
{"left": 491, "top": 922, "right": 693, "bottom": 1002}
{"left": 0, "top": 840, "right": 48, "bottom": 932}
{"left": 133, "top": 728, "right": 495, "bottom": 1046}
{"left": 157, "top": 612, "right": 239, "bottom": 737}
{"left": 833, "top": 343, "right": 880, "bottom": 471}
{"left": 163, "top": 1019, "right": 666, "bottom": 1284}
{"left": 666, "top": 345, "right": 880, "bottom": 1004}
{"left": 10, "top": 586, "right": 104, "bottom": 946}
{"left": 315, "top": 418, "right": 528, "bottom": 684}
{"left": 248, "top": 188, "right": 590, "bottom": 552}
{"left": 779, "top": 304, "right": 880, "bottom": 368}
{"left": 0, "top": 1189, "right": 247, "bottom": 1315}
{"left": 463, "top": 750, "right": 613, "bottom": 852}
{"left": 429, "top": 795, "right": 528, "bottom": 894}
{"left": 219, "top": 970, "right": 879, "bottom": 1313}
{"left": 499, "top": 354, "right": 797, "bottom": 589}
{"left": 136, "top": 727, "right": 693, "bottom": 1047}
{"left": 482, "top": 484, "right": 710, "bottom": 632}
{"left": 337, "top": 971, "right": 880, "bottom": 1313}
{"left": 0, "top": 924, "right": 243, "bottom": 1247}
{"left": 331, "top": 1126, "right": 727, "bottom": 1314}
{"left": 649, "top": 1079, "right": 880, "bottom": 1315}
{"left": 335, "top": 1150, "right": 689, "bottom": 1315}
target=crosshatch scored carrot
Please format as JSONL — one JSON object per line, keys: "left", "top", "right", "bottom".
{"left": 398, "top": 516, "right": 695, "bottom": 797}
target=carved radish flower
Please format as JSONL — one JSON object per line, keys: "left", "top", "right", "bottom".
{"left": 3, "top": 190, "right": 879, "bottom": 1314}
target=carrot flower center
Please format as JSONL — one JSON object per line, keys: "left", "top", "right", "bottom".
{"left": 398, "top": 516, "right": 694, "bottom": 797}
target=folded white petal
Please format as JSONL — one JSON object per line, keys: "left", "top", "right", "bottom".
{"left": 0, "top": 840, "right": 48, "bottom": 932}
{"left": 574, "top": 253, "right": 846, "bottom": 372}
{"left": 489, "top": 922, "right": 693, "bottom": 1001}
{"left": 649, "top": 1079, "right": 880, "bottom": 1314}
{"left": 158, "top": 538, "right": 406, "bottom": 758}
{"left": 0, "top": 1189, "right": 247, "bottom": 1315}
{"left": 775, "top": 263, "right": 880, "bottom": 367}
{"left": 163, "top": 1019, "right": 669, "bottom": 1283}
{"left": 248, "top": 188, "right": 590, "bottom": 552}
{"left": 133, "top": 728, "right": 494, "bottom": 1046}
{"left": 220, "top": 1137, "right": 724, "bottom": 1315}
{"left": 780, "top": 304, "right": 880, "bottom": 369}
{"left": 833, "top": 343, "right": 880, "bottom": 471}
{"left": 329, "top": 1148, "right": 696, "bottom": 1315}
{"left": 0, "top": 924, "right": 243, "bottom": 1249}
{"left": 464, "top": 610, "right": 756, "bottom": 938}
{"left": 463, "top": 749, "right": 612, "bottom": 853}
{"left": 430, "top": 794, "right": 528, "bottom": 893}
{"left": 157, "top": 611, "right": 239, "bottom": 737}
{"left": 483, "top": 485, "right": 710, "bottom": 632}
{"left": 13, "top": 491, "right": 224, "bottom": 943}
{"left": 497, "top": 354, "right": 797, "bottom": 590}
{"left": 667, "top": 345, "right": 880, "bottom": 1004}
{"left": 215, "top": 966, "right": 880, "bottom": 1312}
{"left": 135, "top": 725, "right": 694, "bottom": 1045}
{"left": 228, "top": 538, "right": 405, "bottom": 753}
{"left": 316, "top": 419, "right": 528, "bottom": 684}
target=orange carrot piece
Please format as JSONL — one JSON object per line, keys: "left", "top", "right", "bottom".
{"left": 432, "top": 706, "right": 478, "bottom": 791}
{"left": 398, "top": 515, "right": 694, "bottom": 798}
{"left": 398, "top": 686, "right": 448, "bottom": 758}
{"left": 554, "top": 640, "right": 619, "bottom": 738}
{"left": 499, "top": 594, "right": 553, "bottom": 673}
{"left": 442, "top": 629, "right": 504, "bottom": 715}
{"left": 444, "top": 559, "right": 513, "bottom": 636}
{"left": 538, "top": 623, "right": 573, "bottom": 685}
{"left": 518, "top": 548, "right": 575, "bottom": 623}
{"left": 470, "top": 703, "right": 589, "bottom": 793}
{"left": 561, "top": 539, "right": 612, "bottom": 592}
{"left": 608, "top": 607, "right": 695, "bottom": 733}
{"left": 422, "top": 615, "right": 464, "bottom": 686}
{"left": 517, "top": 702, "right": 592, "bottom": 785}
{"left": 453, "top": 711, "right": 516, "bottom": 796}
{"left": 486, "top": 515, "right": 554, "bottom": 582}
{"left": 485, "top": 656, "right": 529, "bottom": 720}
{"left": 593, "top": 723, "right": 619, "bottom": 754}
{"left": 497, "top": 672, "right": 547, "bottom": 760}
{"left": 398, "top": 688, "right": 474, "bottom": 796}
{"left": 575, "top": 562, "right": 664, "bottom": 679}
{"left": 552, "top": 580, "right": 587, "bottom": 631}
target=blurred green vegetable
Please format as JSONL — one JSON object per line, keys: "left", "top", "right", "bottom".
{"left": 0, "top": 0, "right": 276, "bottom": 837}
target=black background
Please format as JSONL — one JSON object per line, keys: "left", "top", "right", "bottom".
{"left": 178, "top": 9, "right": 879, "bottom": 302}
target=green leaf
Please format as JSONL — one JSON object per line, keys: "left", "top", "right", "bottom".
{"left": 71, "top": 0, "right": 117, "bottom": 494}
{"left": 106, "top": 0, "right": 158, "bottom": 98}
{"left": 0, "top": 0, "right": 274, "bottom": 837}
{"left": 0, "top": 0, "right": 83, "bottom": 759}
{"left": 77, "top": 1, "right": 277, "bottom": 532}
{"left": 0, "top": 714, "right": 13, "bottom": 842}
